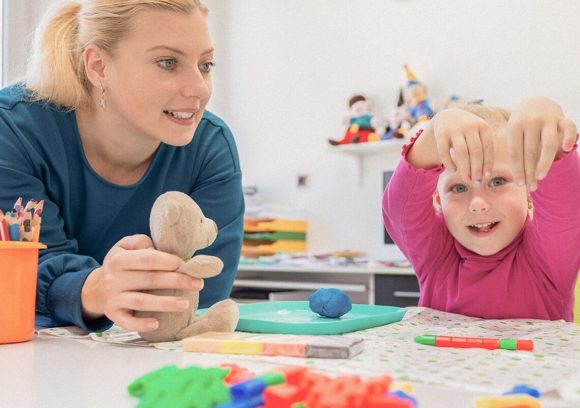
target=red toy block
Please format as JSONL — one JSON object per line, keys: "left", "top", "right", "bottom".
{"left": 220, "top": 363, "right": 255, "bottom": 385}
{"left": 365, "top": 376, "right": 393, "bottom": 395}
{"left": 263, "top": 383, "right": 306, "bottom": 408}
{"left": 278, "top": 366, "right": 309, "bottom": 385}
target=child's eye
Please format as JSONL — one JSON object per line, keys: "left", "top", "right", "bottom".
{"left": 157, "top": 58, "right": 178, "bottom": 71}
{"left": 489, "top": 177, "right": 506, "bottom": 187}
{"left": 200, "top": 61, "right": 215, "bottom": 74}
{"left": 450, "top": 184, "right": 467, "bottom": 193}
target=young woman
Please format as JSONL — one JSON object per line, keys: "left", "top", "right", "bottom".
{"left": 0, "top": 0, "right": 244, "bottom": 333}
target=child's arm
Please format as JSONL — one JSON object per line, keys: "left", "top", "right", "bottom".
{"left": 383, "top": 133, "right": 453, "bottom": 279}
{"left": 408, "top": 108, "right": 495, "bottom": 182}
{"left": 507, "top": 97, "right": 577, "bottom": 191}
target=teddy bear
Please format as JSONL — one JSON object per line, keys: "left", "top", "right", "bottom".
{"left": 135, "top": 191, "right": 239, "bottom": 342}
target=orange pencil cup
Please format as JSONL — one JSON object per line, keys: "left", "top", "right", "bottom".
{"left": 0, "top": 241, "right": 46, "bottom": 344}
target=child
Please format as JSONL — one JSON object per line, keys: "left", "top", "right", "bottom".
{"left": 383, "top": 98, "right": 580, "bottom": 321}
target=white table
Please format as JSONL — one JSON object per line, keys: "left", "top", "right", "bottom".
{"left": 0, "top": 335, "right": 480, "bottom": 408}
{"left": 1, "top": 307, "right": 578, "bottom": 408}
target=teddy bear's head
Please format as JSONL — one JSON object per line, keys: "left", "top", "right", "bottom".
{"left": 150, "top": 191, "right": 218, "bottom": 260}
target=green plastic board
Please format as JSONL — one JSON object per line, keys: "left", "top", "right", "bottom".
{"left": 230, "top": 301, "right": 406, "bottom": 335}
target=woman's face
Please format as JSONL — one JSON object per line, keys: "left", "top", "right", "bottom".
{"left": 103, "top": 8, "right": 213, "bottom": 146}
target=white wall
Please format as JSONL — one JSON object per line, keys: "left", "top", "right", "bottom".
{"left": 204, "top": 0, "right": 580, "bottom": 258}
{"left": 5, "top": 1, "right": 580, "bottom": 259}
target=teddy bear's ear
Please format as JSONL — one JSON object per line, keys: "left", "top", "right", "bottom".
{"left": 163, "top": 203, "right": 180, "bottom": 227}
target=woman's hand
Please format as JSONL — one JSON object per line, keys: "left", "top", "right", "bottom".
{"left": 81, "top": 234, "right": 204, "bottom": 332}
{"left": 507, "top": 97, "right": 577, "bottom": 191}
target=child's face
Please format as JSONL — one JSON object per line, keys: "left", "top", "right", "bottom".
{"left": 435, "top": 131, "right": 529, "bottom": 256}
{"left": 103, "top": 8, "right": 213, "bottom": 146}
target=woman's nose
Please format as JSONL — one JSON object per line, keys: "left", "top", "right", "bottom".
{"left": 181, "top": 71, "right": 211, "bottom": 100}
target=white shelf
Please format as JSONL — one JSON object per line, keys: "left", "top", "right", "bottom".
{"left": 328, "top": 139, "right": 405, "bottom": 185}
{"left": 233, "top": 279, "right": 367, "bottom": 293}
{"left": 329, "top": 139, "right": 405, "bottom": 155}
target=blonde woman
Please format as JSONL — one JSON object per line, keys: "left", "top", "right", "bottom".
{"left": 0, "top": 0, "right": 244, "bottom": 334}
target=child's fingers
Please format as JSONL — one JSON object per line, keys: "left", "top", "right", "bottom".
{"left": 523, "top": 129, "right": 541, "bottom": 190}
{"left": 450, "top": 133, "right": 471, "bottom": 181}
{"left": 464, "top": 130, "right": 484, "bottom": 183}
{"left": 436, "top": 134, "right": 457, "bottom": 173}
{"left": 480, "top": 125, "right": 494, "bottom": 179}
{"left": 559, "top": 118, "right": 578, "bottom": 152}
{"left": 535, "top": 125, "right": 559, "bottom": 181}
{"left": 508, "top": 124, "right": 526, "bottom": 186}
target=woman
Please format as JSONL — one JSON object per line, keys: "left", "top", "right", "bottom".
{"left": 0, "top": 0, "right": 244, "bottom": 333}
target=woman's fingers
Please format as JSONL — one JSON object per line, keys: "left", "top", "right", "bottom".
{"left": 106, "top": 246, "right": 184, "bottom": 273}
{"left": 110, "top": 309, "right": 158, "bottom": 333}
{"left": 123, "top": 270, "right": 204, "bottom": 292}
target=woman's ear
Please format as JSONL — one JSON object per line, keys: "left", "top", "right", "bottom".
{"left": 433, "top": 191, "right": 442, "bottom": 213}
{"left": 83, "top": 44, "right": 108, "bottom": 88}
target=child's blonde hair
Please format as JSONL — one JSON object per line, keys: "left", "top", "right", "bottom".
{"left": 455, "top": 104, "right": 511, "bottom": 126}
{"left": 26, "top": 0, "right": 208, "bottom": 109}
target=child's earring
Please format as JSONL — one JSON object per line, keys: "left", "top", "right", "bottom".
{"left": 99, "top": 83, "right": 106, "bottom": 110}
{"left": 528, "top": 199, "right": 533, "bottom": 211}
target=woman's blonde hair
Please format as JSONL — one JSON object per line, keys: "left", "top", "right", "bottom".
{"left": 26, "top": 0, "right": 208, "bottom": 109}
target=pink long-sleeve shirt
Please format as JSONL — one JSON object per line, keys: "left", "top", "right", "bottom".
{"left": 382, "top": 138, "right": 580, "bottom": 321}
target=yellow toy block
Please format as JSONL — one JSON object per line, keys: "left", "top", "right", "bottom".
{"left": 474, "top": 394, "right": 541, "bottom": 408}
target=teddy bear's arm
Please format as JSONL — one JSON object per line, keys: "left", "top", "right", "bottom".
{"left": 178, "top": 255, "right": 224, "bottom": 278}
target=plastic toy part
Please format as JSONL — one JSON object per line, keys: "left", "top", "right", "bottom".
{"left": 503, "top": 384, "right": 541, "bottom": 398}
{"left": 128, "top": 363, "right": 417, "bottom": 408}
{"left": 473, "top": 394, "right": 541, "bottom": 408}
{"left": 415, "top": 335, "right": 534, "bottom": 351}
{"left": 128, "top": 365, "right": 231, "bottom": 408}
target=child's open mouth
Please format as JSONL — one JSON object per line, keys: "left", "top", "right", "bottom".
{"left": 467, "top": 221, "right": 499, "bottom": 234}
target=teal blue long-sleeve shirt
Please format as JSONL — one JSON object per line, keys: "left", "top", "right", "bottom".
{"left": 0, "top": 84, "right": 244, "bottom": 332}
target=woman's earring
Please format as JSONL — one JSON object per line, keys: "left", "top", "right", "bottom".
{"left": 99, "top": 83, "right": 106, "bottom": 110}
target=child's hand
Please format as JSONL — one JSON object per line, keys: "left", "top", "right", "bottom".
{"left": 430, "top": 108, "right": 494, "bottom": 182}
{"left": 81, "top": 234, "right": 204, "bottom": 333}
{"left": 508, "top": 97, "right": 577, "bottom": 190}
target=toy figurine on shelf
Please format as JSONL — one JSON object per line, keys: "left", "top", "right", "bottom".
{"left": 403, "top": 65, "right": 435, "bottom": 124}
{"left": 328, "top": 94, "right": 382, "bottom": 145}
{"left": 444, "top": 94, "right": 485, "bottom": 109}
{"left": 381, "top": 88, "right": 413, "bottom": 140}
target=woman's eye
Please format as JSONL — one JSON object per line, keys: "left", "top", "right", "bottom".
{"left": 157, "top": 58, "right": 177, "bottom": 70}
{"left": 200, "top": 61, "right": 215, "bottom": 73}
{"left": 451, "top": 184, "right": 467, "bottom": 193}
{"left": 490, "top": 177, "right": 506, "bottom": 187}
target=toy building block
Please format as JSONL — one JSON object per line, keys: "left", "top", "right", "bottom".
{"left": 127, "top": 365, "right": 231, "bottom": 408}
{"left": 220, "top": 363, "right": 255, "bottom": 385}
{"left": 503, "top": 384, "right": 541, "bottom": 398}
{"left": 474, "top": 394, "right": 541, "bottom": 408}
{"left": 263, "top": 383, "right": 306, "bottom": 408}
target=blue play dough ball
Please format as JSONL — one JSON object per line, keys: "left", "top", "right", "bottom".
{"left": 309, "top": 288, "right": 352, "bottom": 318}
